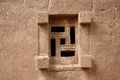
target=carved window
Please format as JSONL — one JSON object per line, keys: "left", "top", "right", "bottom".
{"left": 37, "top": 12, "right": 92, "bottom": 71}
{"left": 49, "top": 16, "right": 78, "bottom": 67}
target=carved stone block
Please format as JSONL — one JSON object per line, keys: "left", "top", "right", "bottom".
{"left": 38, "top": 11, "right": 48, "bottom": 24}
{"left": 78, "top": 12, "right": 92, "bottom": 24}
{"left": 36, "top": 56, "right": 49, "bottom": 69}
{"left": 79, "top": 55, "right": 92, "bottom": 68}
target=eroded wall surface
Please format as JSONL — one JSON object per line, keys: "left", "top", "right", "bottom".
{"left": 0, "top": 0, "right": 120, "bottom": 80}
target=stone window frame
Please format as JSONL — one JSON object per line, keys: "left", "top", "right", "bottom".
{"left": 36, "top": 11, "right": 92, "bottom": 71}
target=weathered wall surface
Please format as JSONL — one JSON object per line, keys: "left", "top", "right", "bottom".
{"left": 0, "top": 0, "right": 120, "bottom": 80}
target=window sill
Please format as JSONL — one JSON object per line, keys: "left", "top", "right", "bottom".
{"left": 48, "top": 64, "right": 80, "bottom": 71}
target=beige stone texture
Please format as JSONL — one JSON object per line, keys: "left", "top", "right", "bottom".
{"left": 38, "top": 11, "right": 48, "bottom": 24}
{"left": 0, "top": 0, "right": 120, "bottom": 80}
{"left": 79, "top": 55, "right": 92, "bottom": 68}
{"left": 39, "top": 24, "right": 49, "bottom": 56}
{"left": 48, "top": 0, "right": 92, "bottom": 14}
{"left": 78, "top": 12, "right": 92, "bottom": 24}
{"left": 36, "top": 56, "right": 49, "bottom": 69}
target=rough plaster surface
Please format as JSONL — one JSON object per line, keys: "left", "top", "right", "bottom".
{"left": 0, "top": 0, "right": 120, "bottom": 80}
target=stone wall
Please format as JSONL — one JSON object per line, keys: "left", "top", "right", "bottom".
{"left": 0, "top": 0, "right": 120, "bottom": 80}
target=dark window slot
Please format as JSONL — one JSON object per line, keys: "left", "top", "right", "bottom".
{"left": 61, "top": 51, "right": 75, "bottom": 57}
{"left": 51, "top": 39, "right": 56, "bottom": 56}
{"left": 70, "top": 27, "right": 75, "bottom": 44}
{"left": 51, "top": 26, "right": 65, "bottom": 32}
{"left": 60, "top": 38, "right": 65, "bottom": 45}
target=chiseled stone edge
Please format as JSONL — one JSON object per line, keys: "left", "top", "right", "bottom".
{"left": 79, "top": 55, "right": 92, "bottom": 68}
{"left": 36, "top": 56, "right": 49, "bottom": 69}
{"left": 78, "top": 11, "right": 92, "bottom": 24}
{"left": 38, "top": 11, "right": 49, "bottom": 24}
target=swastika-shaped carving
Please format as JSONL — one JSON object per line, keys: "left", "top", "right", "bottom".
{"left": 49, "top": 16, "right": 78, "bottom": 65}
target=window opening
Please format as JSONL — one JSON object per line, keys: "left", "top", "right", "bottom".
{"left": 61, "top": 51, "right": 75, "bottom": 57}
{"left": 70, "top": 27, "right": 75, "bottom": 44}
{"left": 60, "top": 38, "right": 65, "bottom": 45}
{"left": 51, "top": 26, "right": 65, "bottom": 32}
{"left": 51, "top": 39, "right": 56, "bottom": 56}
